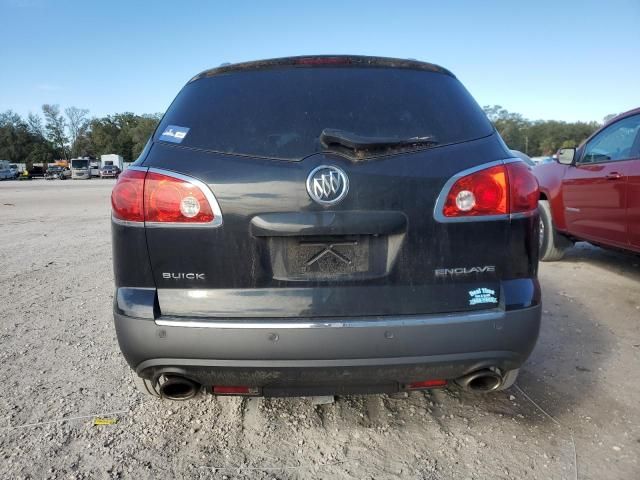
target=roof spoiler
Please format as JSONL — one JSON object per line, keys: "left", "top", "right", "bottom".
{"left": 189, "top": 55, "right": 454, "bottom": 83}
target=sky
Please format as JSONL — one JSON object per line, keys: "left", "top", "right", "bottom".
{"left": 1, "top": 0, "right": 639, "bottom": 123}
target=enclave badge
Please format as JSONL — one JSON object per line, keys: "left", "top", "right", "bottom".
{"left": 306, "top": 165, "right": 349, "bottom": 205}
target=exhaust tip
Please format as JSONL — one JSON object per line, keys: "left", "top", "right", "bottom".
{"left": 456, "top": 369, "right": 503, "bottom": 392}
{"left": 157, "top": 375, "right": 199, "bottom": 401}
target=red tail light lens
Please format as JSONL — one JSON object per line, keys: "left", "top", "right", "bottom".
{"left": 443, "top": 165, "right": 508, "bottom": 217}
{"left": 111, "top": 169, "right": 146, "bottom": 222}
{"left": 506, "top": 162, "right": 539, "bottom": 213}
{"left": 213, "top": 385, "right": 260, "bottom": 395}
{"left": 407, "top": 379, "right": 448, "bottom": 390}
{"left": 144, "top": 171, "right": 214, "bottom": 223}
{"left": 111, "top": 168, "right": 222, "bottom": 226}
{"left": 442, "top": 161, "right": 538, "bottom": 218}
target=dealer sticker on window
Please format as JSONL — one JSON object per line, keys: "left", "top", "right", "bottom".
{"left": 469, "top": 287, "right": 498, "bottom": 306}
{"left": 160, "top": 125, "right": 190, "bottom": 144}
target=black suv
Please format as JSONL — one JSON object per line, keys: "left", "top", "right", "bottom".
{"left": 111, "top": 56, "right": 541, "bottom": 400}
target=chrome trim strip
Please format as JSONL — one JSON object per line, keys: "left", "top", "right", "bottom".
{"left": 126, "top": 165, "right": 149, "bottom": 173}
{"left": 111, "top": 214, "right": 144, "bottom": 227}
{"left": 155, "top": 309, "right": 503, "bottom": 329}
{"left": 433, "top": 158, "right": 533, "bottom": 223}
{"left": 510, "top": 209, "right": 537, "bottom": 219}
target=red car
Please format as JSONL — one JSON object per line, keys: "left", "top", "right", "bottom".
{"left": 534, "top": 108, "right": 640, "bottom": 260}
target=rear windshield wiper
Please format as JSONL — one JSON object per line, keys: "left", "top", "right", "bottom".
{"left": 320, "top": 128, "right": 438, "bottom": 154}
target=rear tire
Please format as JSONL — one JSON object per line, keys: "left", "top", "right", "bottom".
{"left": 538, "top": 200, "right": 572, "bottom": 261}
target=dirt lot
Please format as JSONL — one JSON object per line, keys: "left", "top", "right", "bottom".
{"left": 1, "top": 179, "right": 639, "bottom": 480}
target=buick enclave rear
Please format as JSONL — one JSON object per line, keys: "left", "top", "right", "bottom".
{"left": 111, "top": 55, "right": 541, "bottom": 400}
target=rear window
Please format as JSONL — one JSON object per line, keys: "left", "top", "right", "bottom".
{"left": 156, "top": 67, "right": 493, "bottom": 160}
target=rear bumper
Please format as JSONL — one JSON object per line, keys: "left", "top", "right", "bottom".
{"left": 114, "top": 301, "right": 541, "bottom": 396}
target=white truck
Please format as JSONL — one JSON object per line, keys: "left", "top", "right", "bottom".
{"left": 90, "top": 161, "right": 101, "bottom": 178}
{"left": 100, "top": 154, "right": 124, "bottom": 170}
{"left": 10, "top": 163, "right": 26, "bottom": 177}
{"left": 0, "top": 160, "right": 13, "bottom": 180}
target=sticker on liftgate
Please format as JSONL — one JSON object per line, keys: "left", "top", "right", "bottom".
{"left": 160, "top": 125, "right": 190, "bottom": 143}
{"left": 468, "top": 287, "right": 498, "bottom": 306}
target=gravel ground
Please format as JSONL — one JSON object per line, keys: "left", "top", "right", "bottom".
{"left": 0, "top": 179, "right": 639, "bottom": 479}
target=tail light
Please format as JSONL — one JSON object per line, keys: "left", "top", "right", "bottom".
{"left": 111, "top": 167, "right": 223, "bottom": 226}
{"left": 144, "top": 171, "right": 215, "bottom": 224}
{"left": 406, "top": 379, "right": 448, "bottom": 390}
{"left": 506, "top": 161, "right": 539, "bottom": 213}
{"left": 439, "top": 160, "right": 538, "bottom": 219}
{"left": 111, "top": 169, "right": 145, "bottom": 222}
{"left": 213, "top": 385, "right": 260, "bottom": 396}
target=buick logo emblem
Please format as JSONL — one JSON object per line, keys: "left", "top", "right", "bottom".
{"left": 306, "top": 165, "right": 349, "bottom": 205}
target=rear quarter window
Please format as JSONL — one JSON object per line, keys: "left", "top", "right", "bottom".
{"left": 156, "top": 67, "right": 493, "bottom": 160}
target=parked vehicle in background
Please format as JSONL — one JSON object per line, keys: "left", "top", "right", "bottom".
{"left": 100, "top": 165, "right": 121, "bottom": 179}
{"left": 23, "top": 165, "right": 45, "bottom": 179}
{"left": 510, "top": 150, "right": 535, "bottom": 167}
{"left": 101, "top": 154, "right": 124, "bottom": 170}
{"left": 48, "top": 160, "right": 69, "bottom": 169}
{"left": 9, "top": 163, "right": 23, "bottom": 178}
{"left": 44, "top": 165, "right": 71, "bottom": 180}
{"left": 111, "top": 55, "right": 541, "bottom": 401}
{"left": 534, "top": 107, "right": 640, "bottom": 260}
{"left": 0, "top": 160, "right": 13, "bottom": 180}
{"left": 90, "top": 161, "right": 101, "bottom": 178}
{"left": 70, "top": 158, "right": 91, "bottom": 179}
{"left": 530, "top": 156, "right": 554, "bottom": 165}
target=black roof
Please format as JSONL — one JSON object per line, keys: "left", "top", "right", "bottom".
{"left": 190, "top": 55, "right": 454, "bottom": 83}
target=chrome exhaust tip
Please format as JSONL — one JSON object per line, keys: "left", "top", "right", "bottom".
{"left": 455, "top": 369, "right": 503, "bottom": 392}
{"left": 157, "top": 375, "right": 200, "bottom": 401}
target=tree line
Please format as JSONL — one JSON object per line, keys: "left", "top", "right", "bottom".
{"left": 0, "top": 104, "right": 609, "bottom": 166}
{"left": 0, "top": 105, "right": 161, "bottom": 166}
{"left": 483, "top": 105, "right": 605, "bottom": 157}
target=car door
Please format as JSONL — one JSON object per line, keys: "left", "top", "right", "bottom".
{"left": 562, "top": 114, "right": 640, "bottom": 247}
{"left": 627, "top": 129, "right": 640, "bottom": 249}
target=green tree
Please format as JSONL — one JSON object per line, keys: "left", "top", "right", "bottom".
{"left": 0, "top": 110, "right": 57, "bottom": 166}
{"left": 130, "top": 113, "right": 161, "bottom": 158}
{"left": 483, "top": 105, "right": 599, "bottom": 156}
{"left": 27, "top": 112, "right": 45, "bottom": 137}
{"left": 42, "top": 104, "right": 69, "bottom": 159}
{"left": 89, "top": 112, "right": 160, "bottom": 160}
{"left": 65, "top": 106, "right": 91, "bottom": 157}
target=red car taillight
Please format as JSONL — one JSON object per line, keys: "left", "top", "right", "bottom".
{"left": 144, "top": 171, "right": 215, "bottom": 223}
{"left": 506, "top": 161, "right": 539, "bottom": 213}
{"left": 406, "top": 379, "right": 448, "bottom": 390}
{"left": 111, "top": 169, "right": 145, "bottom": 222}
{"left": 441, "top": 161, "right": 538, "bottom": 218}
{"left": 111, "top": 168, "right": 222, "bottom": 226}
{"left": 443, "top": 164, "right": 508, "bottom": 217}
{"left": 213, "top": 385, "right": 260, "bottom": 396}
